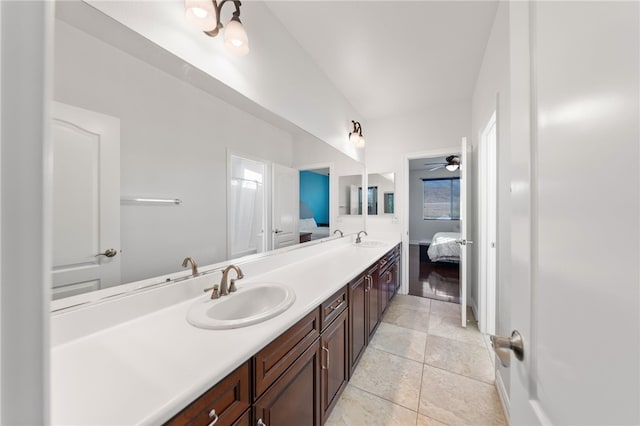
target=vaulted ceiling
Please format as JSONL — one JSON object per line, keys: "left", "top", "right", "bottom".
{"left": 265, "top": 1, "right": 499, "bottom": 121}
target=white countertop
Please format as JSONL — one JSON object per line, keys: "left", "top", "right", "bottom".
{"left": 51, "top": 237, "right": 400, "bottom": 425}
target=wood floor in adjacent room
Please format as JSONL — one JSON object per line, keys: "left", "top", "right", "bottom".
{"left": 408, "top": 244, "right": 460, "bottom": 304}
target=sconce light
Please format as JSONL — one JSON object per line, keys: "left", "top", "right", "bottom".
{"left": 185, "top": 0, "right": 249, "bottom": 56}
{"left": 349, "top": 120, "right": 365, "bottom": 148}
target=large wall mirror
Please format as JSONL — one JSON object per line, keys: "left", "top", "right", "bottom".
{"left": 51, "top": 1, "right": 364, "bottom": 305}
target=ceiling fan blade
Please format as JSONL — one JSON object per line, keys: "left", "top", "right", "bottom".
{"left": 423, "top": 162, "right": 446, "bottom": 166}
{"left": 429, "top": 165, "right": 444, "bottom": 171}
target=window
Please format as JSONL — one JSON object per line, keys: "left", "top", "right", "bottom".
{"left": 422, "top": 178, "right": 460, "bottom": 220}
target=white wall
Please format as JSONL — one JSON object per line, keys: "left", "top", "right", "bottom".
{"left": 364, "top": 101, "right": 471, "bottom": 291}
{"left": 54, "top": 20, "right": 294, "bottom": 284}
{"left": 409, "top": 168, "right": 461, "bottom": 243}
{"left": 81, "top": 0, "right": 364, "bottom": 163}
{"left": 470, "top": 0, "right": 511, "bottom": 399}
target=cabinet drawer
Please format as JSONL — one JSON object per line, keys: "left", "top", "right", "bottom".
{"left": 254, "top": 309, "right": 321, "bottom": 398}
{"left": 166, "top": 361, "right": 250, "bottom": 426}
{"left": 320, "top": 286, "right": 348, "bottom": 331}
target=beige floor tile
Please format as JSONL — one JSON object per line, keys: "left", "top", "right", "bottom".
{"left": 382, "top": 303, "right": 430, "bottom": 333}
{"left": 325, "top": 384, "right": 418, "bottom": 426}
{"left": 350, "top": 347, "right": 423, "bottom": 411}
{"left": 430, "top": 300, "right": 459, "bottom": 318}
{"left": 419, "top": 365, "right": 507, "bottom": 426}
{"left": 390, "top": 294, "right": 432, "bottom": 311}
{"left": 424, "top": 335, "right": 494, "bottom": 384}
{"left": 369, "top": 322, "right": 427, "bottom": 362}
{"left": 417, "top": 414, "right": 448, "bottom": 426}
{"left": 428, "top": 313, "right": 486, "bottom": 348}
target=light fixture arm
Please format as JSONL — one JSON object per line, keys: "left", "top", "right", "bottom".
{"left": 204, "top": 0, "right": 243, "bottom": 38}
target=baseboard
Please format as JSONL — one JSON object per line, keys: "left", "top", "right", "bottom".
{"left": 470, "top": 297, "right": 479, "bottom": 325}
{"left": 495, "top": 370, "right": 510, "bottom": 421}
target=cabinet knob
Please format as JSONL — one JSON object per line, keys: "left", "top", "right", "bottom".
{"left": 207, "top": 409, "right": 219, "bottom": 426}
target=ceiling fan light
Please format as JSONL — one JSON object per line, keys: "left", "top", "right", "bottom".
{"left": 185, "top": 0, "right": 218, "bottom": 31}
{"left": 446, "top": 164, "right": 459, "bottom": 171}
{"left": 224, "top": 17, "right": 250, "bottom": 56}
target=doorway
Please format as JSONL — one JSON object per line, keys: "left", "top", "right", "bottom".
{"left": 407, "top": 155, "right": 462, "bottom": 303}
{"left": 298, "top": 165, "right": 332, "bottom": 243}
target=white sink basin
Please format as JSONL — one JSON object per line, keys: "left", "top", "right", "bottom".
{"left": 187, "top": 282, "right": 296, "bottom": 330}
{"left": 353, "top": 240, "right": 388, "bottom": 248}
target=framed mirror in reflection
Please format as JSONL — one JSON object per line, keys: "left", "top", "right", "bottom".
{"left": 338, "top": 175, "right": 364, "bottom": 216}
{"left": 367, "top": 173, "right": 395, "bottom": 215}
{"left": 51, "top": 2, "right": 364, "bottom": 306}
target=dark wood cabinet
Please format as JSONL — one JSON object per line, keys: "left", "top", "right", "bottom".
{"left": 366, "top": 265, "right": 379, "bottom": 340}
{"left": 169, "top": 243, "right": 402, "bottom": 426}
{"left": 253, "top": 339, "right": 321, "bottom": 426}
{"left": 165, "top": 361, "right": 250, "bottom": 426}
{"left": 254, "top": 309, "right": 320, "bottom": 399}
{"left": 320, "top": 308, "right": 349, "bottom": 423}
{"left": 348, "top": 273, "right": 367, "bottom": 374}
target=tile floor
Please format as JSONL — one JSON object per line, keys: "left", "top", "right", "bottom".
{"left": 326, "top": 295, "right": 507, "bottom": 426}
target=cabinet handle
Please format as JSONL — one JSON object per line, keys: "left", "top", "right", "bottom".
{"left": 380, "top": 259, "right": 387, "bottom": 266}
{"left": 387, "top": 270, "right": 392, "bottom": 284}
{"left": 257, "top": 419, "right": 267, "bottom": 426}
{"left": 208, "top": 409, "right": 219, "bottom": 426}
{"left": 329, "top": 299, "right": 345, "bottom": 312}
{"left": 322, "top": 346, "right": 330, "bottom": 370}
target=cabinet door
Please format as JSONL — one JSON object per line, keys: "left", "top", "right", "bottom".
{"left": 379, "top": 268, "right": 389, "bottom": 314}
{"left": 166, "top": 361, "right": 250, "bottom": 426}
{"left": 367, "top": 266, "right": 379, "bottom": 339}
{"left": 320, "top": 309, "right": 349, "bottom": 423}
{"left": 253, "top": 340, "right": 321, "bottom": 426}
{"left": 349, "top": 273, "right": 367, "bottom": 374}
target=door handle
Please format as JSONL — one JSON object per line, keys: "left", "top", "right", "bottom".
{"left": 455, "top": 239, "right": 474, "bottom": 246}
{"left": 490, "top": 330, "right": 524, "bottom": 368}
{"left": 96, "top": 248, "right": 118, "bottom": 258}
{"left": 273, "top": 229, "right": 282, "bottom": 234}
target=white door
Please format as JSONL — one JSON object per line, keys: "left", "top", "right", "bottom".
{"left": 505, "top": 2, "right": 639, "bottom": 424}
{"left": 458, "top": 138, "right": 470, "bottom": 327}
{"left": 272, "top": 164, "right": 299, "bottom": 249}
{"left": 51, "top": 102, "right": 120, "bottom": 299}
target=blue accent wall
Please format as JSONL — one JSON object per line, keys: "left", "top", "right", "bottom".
{"left": 300, "top": 171, "right": 329, "bottom": 224}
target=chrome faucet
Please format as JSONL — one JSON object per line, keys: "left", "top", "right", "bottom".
{"left": 355, "top": 230, "right": 368, "bottom": 244}
{"left": 181, "top": 257, "right": 198, "bottom": 276}
{"left": 333, "top": 229, "right": 344, "bottom": 237}
{"left": 218, "top": 265, "right": 244, "bottom": 298}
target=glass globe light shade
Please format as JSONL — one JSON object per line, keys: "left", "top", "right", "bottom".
{"left": 224, "top": 18, "right": 250, "bottom": 56}
{"left": 446, "top": 164, "right": 459, "bottom": 171}
{"left": 185, "top": 0, "right": 218, "bottom": 31}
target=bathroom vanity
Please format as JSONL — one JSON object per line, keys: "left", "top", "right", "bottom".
{"left": 51, "top": 237, "right": 401, "bottom": 425}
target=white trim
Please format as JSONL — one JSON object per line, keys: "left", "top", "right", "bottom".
{"left": 401, "top": 146, "right": 459, "bottom": 295}
{"left": 478, "top": 110, "right": 497, "bottom": 335}
{"left": 496, "top": 369, "right": 510, "bottom": 421}
{"left": 1, "top": 2, "right": 53, "bottom": 423}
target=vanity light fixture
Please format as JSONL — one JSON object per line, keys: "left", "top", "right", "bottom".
{"left": 349, "top": 120, "right": 365, "bottom": 148}
{"left": 185, "top": 0, "right": 249, "bottom": 56}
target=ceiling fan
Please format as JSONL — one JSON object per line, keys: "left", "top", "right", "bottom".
{"left": 424, "top": 155, "right": 461, "bottom": 172}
